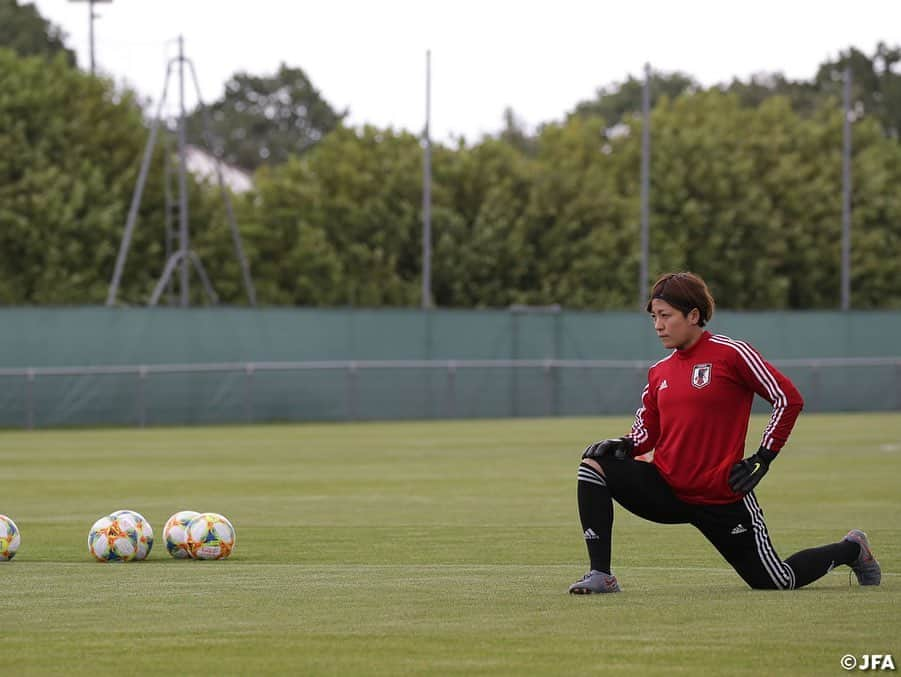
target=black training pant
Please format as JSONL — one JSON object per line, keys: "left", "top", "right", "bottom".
{"left": 598, "top": 455, "right": 796, "bottom": 589}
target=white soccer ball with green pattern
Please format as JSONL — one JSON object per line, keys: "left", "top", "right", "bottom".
{"left": 164, "top": 510, "right": 199, "bottom": 559}
{"left": 88, "top": 513, "right": 139, "bottom": 562}
{"left": 110, "top": 509, "right": 154, "bottom": 560}
{"left": 186, "top": 512, "right": 236, "bottom": 560}
{"left": 0, "top": 514, "right": 21, "bottom": 561}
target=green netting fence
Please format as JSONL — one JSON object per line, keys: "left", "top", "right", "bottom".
{"left": 0, "top": 308, "right": 898, "bottom": 428}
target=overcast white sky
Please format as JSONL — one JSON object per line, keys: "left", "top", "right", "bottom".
{"left": 28, "top": 0, "right": 901, "bottom": 142}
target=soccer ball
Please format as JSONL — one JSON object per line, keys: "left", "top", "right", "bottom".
{"left": 164, "top": 510, "right": 200, "bottom": 559}
{"left": 88, "top": 513, "right": 140, "bottom": 562}
{"left": 186, "top": 512, "right": 236, "bottom": 560}
{"left": 110, "top": 510, "right": 154, "bottom": 560}
{"left": 0, "top": 515, "right": 21, "bottom": 561}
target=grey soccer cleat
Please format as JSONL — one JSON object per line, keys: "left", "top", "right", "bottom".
{"left": 568, "top": 570, "right": 621, "bottom": 594}
{"left": 844, "top": 529, "right": 881, "bottom": 586}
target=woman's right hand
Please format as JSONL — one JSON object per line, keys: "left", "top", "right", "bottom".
{"left": 582, "top": 437, "right": 634, "bottom": 461}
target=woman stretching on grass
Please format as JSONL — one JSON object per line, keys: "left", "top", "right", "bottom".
{"left": 569, "top": 271, "right": 881, "bottom": 593}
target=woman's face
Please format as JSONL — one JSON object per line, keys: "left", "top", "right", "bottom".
{"left": 649, "top": 298, "right": 702, "bottom": 350}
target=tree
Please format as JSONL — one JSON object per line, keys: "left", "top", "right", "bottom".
{"left": 230, "top": 158, "right": 345, "bottom": 306}
{"left": 0, "top": 0, "right": 75, "bottom": 65}
{"left": 237, "top": 126, "right": 425, "bottom": 305}
{"left": 431, "top": 137, "right": 535, "bottom": 306}
{"left": 723, "top": 72, "right": 821, "bottom": 116}
{"left": 0, "top": 49, "right": 226, "bottom": 305}
{"left": 242, "top": 127, "right": 541, "bottom": 308}
{"left": 813, "top": 43, "right": 901, "bottom": 139}
{"left": 3, "top": 44, "right": 900, "bottom": 309}
{"left": 644, "top": 92, "right": 829, "bottom": 308}
{"left": 723, "top": 44, "right": 901, "bottom": 139}
{"left": 841, "top": 114, "right": 901, "bottom": 308}
{"left": 185, "top": 63, "right": 346, "bottom": 171}
{"left": 569, "top": 69, "right": 698, "bottom": 126}
{"left": 497, "top": 107, "right": 537, "bottom": 155}
{"left": 526, "top": 87, "right": 901, "bottom": 310}
{"left": 519, "top": 115, "right": 637, "bottom": 308}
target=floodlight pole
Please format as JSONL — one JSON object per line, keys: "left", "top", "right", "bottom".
{"left": 68, "top": 0, "right": 111, "bottom": 75}
{"left": 841, "top": 66, "right": 853, "bottom": 311}
{"left": 638, "top": 62, "right": 651, "bottom": 307}
{"left": 89, "top": 0, "right": 96, "bottom": 73}
{"left": 421, "top": 49, "right": 433, "bottom": 309}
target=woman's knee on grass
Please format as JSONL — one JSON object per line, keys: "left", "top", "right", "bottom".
{"left": 581, "top": 457, "right": 604, "bottom": 476}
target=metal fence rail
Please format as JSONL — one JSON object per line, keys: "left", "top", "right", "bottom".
{"left": 1, "top": 358, "right": 899, "bottom": 429}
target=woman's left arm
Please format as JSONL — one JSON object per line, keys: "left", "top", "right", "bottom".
{"left": 728, "top": 339, "right": 805, "bottom": 453}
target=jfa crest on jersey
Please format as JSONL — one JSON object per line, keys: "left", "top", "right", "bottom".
{"left": 691, "top": 363, "right": 712, "bottom": 389}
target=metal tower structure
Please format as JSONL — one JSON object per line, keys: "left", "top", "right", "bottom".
{"left": 106, "top": 36, "right": 256, "bottom": 307}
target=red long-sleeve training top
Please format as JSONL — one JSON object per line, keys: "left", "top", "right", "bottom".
{"left": 625, "top": 331, "right": 804, "bottom": 505}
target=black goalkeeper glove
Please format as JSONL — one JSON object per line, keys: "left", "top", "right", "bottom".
{"left": 728, "top": 446, "right": 778, "bottom": 494}
{"left": 582, "top": 437, "right": 634, "bottom": 461}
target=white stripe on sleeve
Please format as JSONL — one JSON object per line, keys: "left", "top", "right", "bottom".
{"left": 710, "top": 335, "right": 788, "bottom": 449}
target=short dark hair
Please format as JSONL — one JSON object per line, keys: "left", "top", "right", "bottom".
{"left": 645, "top": 272, "right": 716, "bottom": 327}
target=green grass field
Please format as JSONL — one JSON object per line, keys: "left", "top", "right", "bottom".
{"left": 2, "top": 413, "right": 898, "bottom": 676}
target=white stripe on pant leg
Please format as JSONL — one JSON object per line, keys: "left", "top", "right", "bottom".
{"left": 743, "top": 494, "right": 791, "bottom": 589}
{"left": 743, "top": 494, "right": 789, "bottom": 589}
{"left": 578, "top": 466, "right": 606, "bottom": 487}
{"left": 745, "top": 493, "right": 795, "bottom": 589}
{"left": 785, "top": 560, "right": 796, "bottom": 589}
{"left": 744, "top": 496, "right": 786, "bottom": 589}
